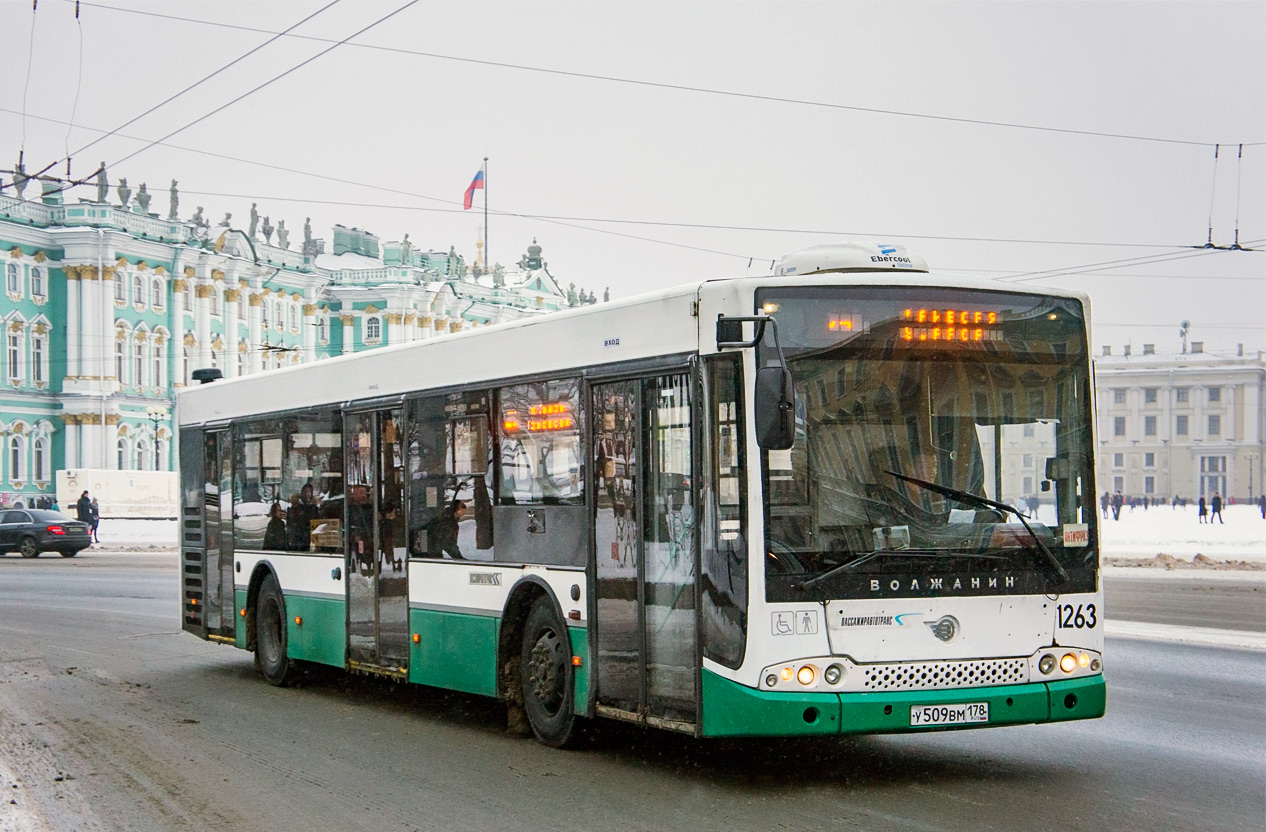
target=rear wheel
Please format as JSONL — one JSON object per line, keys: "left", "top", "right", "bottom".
{"left": 18, "top": 537, "right": 40, "bottom": 558}
{"left": 520, "top": 597, "right": 578, "bottom": 747}
{"left": 254, "top": 573, "right": 300, "bottom": 686}
{"left": 59, "top": 549, "right": 79, "bottom": 558}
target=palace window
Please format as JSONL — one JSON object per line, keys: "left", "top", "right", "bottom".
{"left": 5, "top": 263, "right": 19, "bottom": 296}
{"left": 30, "top": 267, "right": 43, "bottom": 298}
{"left": 31, "top": 335, "right": 45, "bottom": 384}
{"left": 364, "top": 316, "right": 381, "bottom": 342}
{"left": 152, "top": 278, "right": 164, "bottom": 309}
{"left": 114, "top": 271, "right": 126, "bottom": 302}
{"left": 134, "top": 340, "right": 146, "bottom": 388}
{"left": 133, "top": 275, "right": 145, "bottom": 309}
{"left": 6, "top": 333, "right": 21, "bottom": 383}
{"left": 8, "top": 436, "right": 24, "bottom": 483}
{"left": 33, "top": 436, "right": 49, "bottom": 482}
{"left": 1208, "top": 387, "right": 1221, "bottom": 403}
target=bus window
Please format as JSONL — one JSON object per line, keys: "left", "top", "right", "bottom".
{"left": 701, "top": 357, "right": 747, "bottom": 669}
{"left": 498, "top": 378, "right": 583, "bottom": 505}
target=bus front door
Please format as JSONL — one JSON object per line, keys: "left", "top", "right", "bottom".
{"left": 345, "top": 408, "right": 409, "bottom": 676}
{"left": 594, "top": 374, "right": 697, "bottom": 730}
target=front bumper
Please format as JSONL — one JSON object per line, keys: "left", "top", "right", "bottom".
{"left": 701, "top": 668, "right": 1105, "bottom": 737}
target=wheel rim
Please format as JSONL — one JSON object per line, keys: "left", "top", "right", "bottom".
{"left": 19, "top": 539, "right": 36, "bottom": 557}
{"left": 527, "top": 626, "right": 565, "bottom": 716}
{"left": 260, "top": 597, "right": 282, "bottom": 665}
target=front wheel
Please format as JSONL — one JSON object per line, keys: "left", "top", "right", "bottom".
{"left": 18, "top": 537, "right": 40, "bottom": 558}
{"left": 520, "top": 598, "right": 579, "bottom": 747}
{"left": 254, "top": 573, "right": 300, "bottom": 686}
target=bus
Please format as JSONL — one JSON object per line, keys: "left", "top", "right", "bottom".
{"left": 177, "top": 241, "right": 1104, "bottom": 746}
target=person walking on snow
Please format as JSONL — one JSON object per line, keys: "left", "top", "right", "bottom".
{"left": 1210, "top": 492, "right": 1224, "bottom": 524}
{"left": 1198, "top": 496, "right": 1207, "bottom": 523}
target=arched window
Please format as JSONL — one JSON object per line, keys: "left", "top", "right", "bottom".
{"left": 274, "top": 301, "right": 283, "bottom": 330}
{"left": 289, "top": 303, "right": 298, "bottom": 330}
{"left": 317, "top": 317, "right": 327, "bottom": 343}
{"left": 210, "top": 349, "right": 220, "bottom": 369}
{"left": 114, "top": 271, "right": 126, "bottom": 302}
{"left": 237, "top": 350, "right": 245, "bottom": 377}
{"left": 152, "top": 341, "right": 163, "bottom": 389}
{"left": 33, "top": 436, "right": 48, "bottom": 481}
{"left": 31, "top": 334, "right": 45, "bottom": 384}
{"left": 182, "top": 346, "right": 191, "bottom": 385}
{"left": 132, "top": 275, "right": 145, "bottom": 308}
{"left": 261, "top": 301, "right": 270, "bottom": 328}
{"left": 30, "top": 267, "right": 43, "bottom": 298}
{"left": 5, "top": 263, "right": 18, "bottom": 295}
{"left": 133, "top": 339, "right": 146, "bottom": 387}
{"left": 152, "top": 278, "right": 164, "bottom": 309}
{"left": 6, "top": 332, "right": 21, "bottom": 383}
{"left": 117, "top": 437, "right": 128, "bottom": 470}
{"left": 157, "top": 438, "right": 169, "bottom": 472}
{"left": 365, "top": 316, "right": 381, "bottom": 341}
{"left": 115, "top": 338, "right": 126, "bottom": 383}
{"left": 8, "top": 435, "right": 23, "bottom": 483}
{"left": 136, "top": 439, "right": 149, "bottom": 471}
{"left": 184, "top": 281, "right": 193, "bottom": 309}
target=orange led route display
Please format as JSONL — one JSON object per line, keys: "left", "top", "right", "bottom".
{"left": 503, "top": 404, "right": 573, "bottom": 432}
{"left": 900, "top": 307, "right": 1002, "bottom": 344}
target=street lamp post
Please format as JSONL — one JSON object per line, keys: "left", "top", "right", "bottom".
{"left": 145, "top": 406, "right": 168, "bottom": 471}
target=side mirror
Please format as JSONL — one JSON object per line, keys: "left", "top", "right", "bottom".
{"left": 755, "top": 365, "right": 795, "bottom": 450}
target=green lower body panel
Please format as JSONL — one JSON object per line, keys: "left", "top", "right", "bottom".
{"left": 234, "top": 589, "right": 248, "bottom": 649}
{"left": 701, "top": 669, "right": 1105, "bottom": 737}
{"left": 409, "top": 609, "right": 499, "bottom": 696}
{"left": 568, "top": 627, "right": 589, "bottom": 714}
{"left": 285, "top": 594, "right": 347, "bottom": 668}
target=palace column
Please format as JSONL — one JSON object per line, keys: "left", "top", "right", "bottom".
{"left": 248, "top": 293, "right": 263, "bottom": 374}
{"left": 341, "top": 314, "right": 355, "bottom": 355}
{"left": 223, "top": 287, "right": 240, "bottom": 378}
{"left": 386, "top": 312, "right": 403, "bottom": 346}
{"left": 194, "top": 283, "right": 213, "bottom": 371}
{"left": 302, "top": 303, "right": 317, "bottom": 362}
{"left": 403, "top": 312, "right": 416, "bottom": 343}
{"left": 65, "top": 266, "right": 81, "bottom": 378}
{"left": 171, "top": 270, "right": 189, "bottom": 388}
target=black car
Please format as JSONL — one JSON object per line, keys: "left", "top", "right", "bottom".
{"left": 0, "top": 509, "right": 93, "bottom": 558}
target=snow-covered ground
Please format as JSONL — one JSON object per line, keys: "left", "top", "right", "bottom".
{"left": 1100, "top": 503, "right": 1266, "bottom": 564}
{"left": 91, "top": 503, "right": 1266, "bottom": 563}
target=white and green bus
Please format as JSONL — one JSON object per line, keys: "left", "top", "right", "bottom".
{"left": 178, "top": 241, "right": 1105, "bottom": 746}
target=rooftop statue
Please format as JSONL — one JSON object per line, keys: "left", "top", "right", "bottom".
{"left": 261, "top": 215, "right": 274, "bottom": 245}
{"left": 191, "top": 206, "right": 206, "bottom": 227}
{"left": 249, "top": 203, "right": 259, "bottom": 238}
{"left": 116, "top": 178, "right": 132, "bottom": 209}
{"left": 11, "top": 159, "right": 29, "bottom": 200}
{"left": 168, "top": 179, "right": 179, "bottom": 220}
{"left": 277, "top": 219, "right": 290, "bottom": 249}
{"left": 220, "top": 212, "right": 232, "bottom": 227}
{"left": 96, "top": 163, "right": 108, "bottom": 204}
{"left": 136, "top": 182, "right": 151, "bottom": 214}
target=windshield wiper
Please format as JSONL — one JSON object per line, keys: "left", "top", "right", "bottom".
{"left": 795, "top": 549, "right": 1007, "bottom": 592}
{"left": 885, "top": 470, "right": 1069, "bottom": 585}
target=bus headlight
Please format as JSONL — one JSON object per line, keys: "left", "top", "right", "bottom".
{"left": 796, "top": 665, "right": 816, "bottom": 686}
{"left": 1039, "top": 654, "right": 1056, "bottom": 674}
{"left": 824, "top": 664, "right": 844, "bottom": 685}
{"left": 1060, "top": 653, "right": 1077, "bottom": 674}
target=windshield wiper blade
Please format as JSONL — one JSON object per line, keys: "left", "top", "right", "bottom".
{"left": 795, "top": 549, "right": 1008, "bottom": 592}
{"left": 885, "top": 470, "right": 1069, "bottom": 585}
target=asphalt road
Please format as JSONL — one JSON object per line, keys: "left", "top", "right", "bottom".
{"left": 0, "top": 552, "right": 1262, "bottom": 832}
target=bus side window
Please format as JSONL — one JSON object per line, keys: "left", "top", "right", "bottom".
{"left": 701, "top": 357, "right": 747, "bottom": 669}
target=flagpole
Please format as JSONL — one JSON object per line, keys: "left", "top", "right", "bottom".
{"left": 482, "top": 156, "right": 488, "bottom": 274}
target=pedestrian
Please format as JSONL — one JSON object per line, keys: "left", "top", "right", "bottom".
{"left": 76, "top": 490, "right": 92, "bottom": 523}
{"left": 1210, "top": 492, "right": 1224, "bottom": 524}
{"left": 1198, "top": 496, "right": 1207, "bottom": 523}
{"left": 1111, "top": 491, "right": 1123, "bottom": 520}
{"left": 1101, "top": 491, "right": 1110, "bottom": 519}
{"left": 90, "top": 497, "right": 101, "bottom": 542}
{"left": 1259, "top": 494, "right": 1265, "bottom": 520}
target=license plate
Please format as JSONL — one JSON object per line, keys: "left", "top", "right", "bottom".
{"left": 909, "top": 702, "right": 989, "bottom": 727}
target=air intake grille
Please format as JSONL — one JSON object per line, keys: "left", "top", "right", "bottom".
{"left": 860, "top": 658, "right": 1028, "bottom": 691}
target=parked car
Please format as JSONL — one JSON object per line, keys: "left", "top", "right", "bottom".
{"left": 0, "top": 509, "right": 93, "bottom": 558}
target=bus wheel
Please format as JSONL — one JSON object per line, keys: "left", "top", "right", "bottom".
{"left": 521, "top": 598, "right": 577, "bottom": 747}
{"left": 254, "top": 573, "right": 299, "bottom": 686}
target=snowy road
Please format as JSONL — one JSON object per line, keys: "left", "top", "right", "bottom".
{"left": 1, "top": 551, "right": 1263, "bottom": 831}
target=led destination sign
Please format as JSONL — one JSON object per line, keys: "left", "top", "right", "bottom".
{"left": 503, "top": 404, "right": 574, "bottom": 433}
{"left": 901, "top": 307, "right": 1002, "bottom": 345}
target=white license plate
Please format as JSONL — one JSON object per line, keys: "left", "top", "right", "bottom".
{"left": 909, "top": 702, "right": 989, "bottom": 727}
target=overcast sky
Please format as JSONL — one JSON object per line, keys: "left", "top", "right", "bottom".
{"left": 3, "top": 0, "right": 1262, "bottom": 355}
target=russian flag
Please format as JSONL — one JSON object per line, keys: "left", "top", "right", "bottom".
{"left": 463, "top": 169, "right": 485, "bottom": 210}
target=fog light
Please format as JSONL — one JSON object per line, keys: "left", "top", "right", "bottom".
{"left": 797, "top": 665, "right": 816, "bottom": 686}
{"left": 1060, "top": 653, "right": 1077, "bottom": 673}
{"left": 1091, "top": 659, "right": 1101, "bottom": 672}
{"left": 766, "top": 674, "right": 778, "bottom": 688}
{"left": 1039, "top": 654, "right": 1056, "bottom": 674}
{"left": 824, "top": 664, "right": 844, "bottom": 685}
{"left": 1079, "top": 653, "right": 1090, "bottom": 668}
{"left": 781, "top": 667, "right": 793, "bottom": 682}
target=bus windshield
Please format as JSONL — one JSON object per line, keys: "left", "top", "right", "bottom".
{"left": 757, "top": 286, "right": 1097, "bottom": 602}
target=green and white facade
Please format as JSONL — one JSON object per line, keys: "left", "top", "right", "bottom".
{"left": 0, "top": 186, "right": 593, "bottom": 508}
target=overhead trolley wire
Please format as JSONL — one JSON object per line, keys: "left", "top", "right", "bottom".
{"left": 61, "top": 0, "right": 1266, "bottom": 149}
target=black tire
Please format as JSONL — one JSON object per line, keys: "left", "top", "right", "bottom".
{"left": 18, "top": 537, "right": 40, "bottom": 558}
{"left": 59, "top": 549, "right": 80, "bottom": 558}
{"left": 520, "top": 597, "right": 578, "bottom": 747}
{"left": 254, "top": 573, "right": 300, "bottom": 686}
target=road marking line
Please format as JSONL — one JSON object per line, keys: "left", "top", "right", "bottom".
{"left": 1106, "top": 619, "right": 1266, "bottom": 651}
